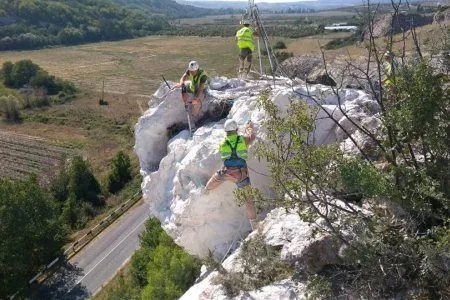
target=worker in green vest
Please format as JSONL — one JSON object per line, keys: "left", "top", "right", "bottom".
{"left": 205, "top": 119, "right": 259, "bottom": 230}
{"left": 176, "top": 61, "right": 209, "bottom": 130}
{"left": 235, "top": 19, "right": 259, "bottom": 78}
{"left": 383, "top": 51, "right": 398, "bottom": 87}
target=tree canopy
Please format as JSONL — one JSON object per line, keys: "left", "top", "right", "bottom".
{"left": 0, "top": 178, "right": 67, "bottom": 298}
{"left": 0, "top": 0, "right": 169, "bottom": 50}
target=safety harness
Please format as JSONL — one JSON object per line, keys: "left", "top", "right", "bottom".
{"left": 223, "top": 136, "right": 247, "bottom": 168}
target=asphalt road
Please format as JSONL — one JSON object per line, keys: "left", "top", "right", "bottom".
{"left": 35, "top": 201, "right": 150, "bottom": 299}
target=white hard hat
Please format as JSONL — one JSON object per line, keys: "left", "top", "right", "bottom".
{"left": 188, "top": 61, "right": 199, "bottom": 72}
{"left": 241, "top": 19, "right": 251, "bottom": 25}
{"left": 384, "top": 51, "right": 395, "bottom": 58}
{"left": 224, "top": 119, "right": 238, "bottom": 132}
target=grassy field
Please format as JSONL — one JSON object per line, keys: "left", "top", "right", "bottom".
{"left": 0, "top": 22, "right": 442, "bottom": 175}
{"left": 0, "top": 36, "right": 238, "bottom": 177}
{"left": 0, "top": 130, "right": 72, "bottom": 184}
{"left": 176, "top": 10, "right": 357, "bottom": 25}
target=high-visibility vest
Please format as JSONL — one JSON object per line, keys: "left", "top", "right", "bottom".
{"left": 236, "top": 27, "right": 255, "bottom": 51}
{"left": 384, "top": 60, "right": 398, "bottom": 86}
{"left": 188, "top": 69, "right": 208, "bottom": 93}
{"left": 219, "top": 135, "right": 248, "bottom": 168}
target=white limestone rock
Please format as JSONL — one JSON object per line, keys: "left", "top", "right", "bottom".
{"left": 135, "top": 76, "right": 379, "bottom": 260}
{"left": 262, "top": 208, "right": 341, "bottom": 274}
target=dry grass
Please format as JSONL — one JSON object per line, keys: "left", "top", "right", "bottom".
{"left": 0, "top": 36, "right": 238, "bottom": 96}
{"left": 0, "top": 23, "right": 444, "bottom": 177}
{"left": 177, "top": 11, "right": 356, "bottom": 25}
{"left": 0, "top": 36, "right": 239, "bottom": 177}
{"left": 92, "top": 259, "right": 134, "bottom": 300}
{"left": 286, "top": 23, "right": 447, "bottom": 60}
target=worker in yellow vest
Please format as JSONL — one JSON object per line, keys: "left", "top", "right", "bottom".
{"left": 176, "top": 61, "right": 209, "bottom": 131}
{"left": 205, "top": 119, "right": 259, "bottom": 230}
{"left": 235, "top": 19, "right": 259, "bottom": 78}
{"left": 383, "top": 51, "right": 398, "bottom": 87}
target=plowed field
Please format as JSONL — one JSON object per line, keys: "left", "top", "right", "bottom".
{"left": 0, "top": 130, "right": 72, "bottom": 184}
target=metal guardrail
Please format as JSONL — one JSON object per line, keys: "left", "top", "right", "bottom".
{"left": 63, "top": 191, "right": 142, "bottom": 258}
{"left": 9, "top": 190, "right": 143, "bottom": 299}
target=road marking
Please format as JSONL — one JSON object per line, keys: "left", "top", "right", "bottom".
{"left": 67, "top": 215, "right": 149, "bottom": 294}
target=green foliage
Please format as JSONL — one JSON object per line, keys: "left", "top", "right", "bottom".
{"left": 1, "top": 60, "right": 76, "bottom": 96}
{"left": 0, "top": 0, "right": 170, "bottom": 51}
{"left": 273, "top": 40, "right": 287, "bottom": 50}
{"left": 106, "top": 151, "right": 132, "bottom": 194}
{"left": 9, "top": 59, "right": 39, "bottom": 88}
{"left": 253, "top": 56, "right": 450, "bottom": 298}
{"left": 339, "top": 158, "right": 393, "bottom": 197}
{"left": 305, "top": 275, "right": 333, "bottom": 299}
{"left": 107, "top": 218, "right": 200, "bottom": 299}
{"left": 323, "top": 32, "right": 361, "bottom": 50}
{"left": 339, "top": 216, "right": 450, "bottom": 299}
{"left": 0, "top": 95, "right": 21, "bottom": 122}
{"left": 0, "top": 178, "right": 66, "bottom": 298}
{"left": 215, "top": 233, "right": 293, "bottom": 297}
{"left": 2, "top": 61, "right": 14, "bottom": 87}
{"left": 112, "top": 0, "right": 232, "bottom": 19}
{"left": 51, "top": 156, "right": 103, "bottom": 229}
{"left": 141, "top": 245, "right": 200, "bottom": 299}
{"left": 382, "top": 60, "right": 450, "bottom": 221}
{"left": 66, "top": 156, "right": 103, "bottom": 206}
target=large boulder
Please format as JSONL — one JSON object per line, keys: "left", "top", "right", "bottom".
{"left": 281, "top": 55, "right": 380, "bottom": 90}
{"left": 135, "top": 77, "right": 379, "bottom": 259}
{"left": 180, "top": 207, "right": 344, "bottom": 299}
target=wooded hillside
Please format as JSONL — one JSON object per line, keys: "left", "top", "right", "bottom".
{"left": 0, "top": 0, "right": 169, "bottom": 50}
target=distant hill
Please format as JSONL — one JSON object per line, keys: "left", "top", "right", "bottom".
{"left": 178, "top": 0, "right": 415, "bottom": 11}
{"left": 0, "top": 0, "right": 169, "bottom": 51}
{"left": 112, "top": 0, "right": 237, "bottom": 19}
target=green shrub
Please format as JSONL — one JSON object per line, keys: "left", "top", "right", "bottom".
{"left": 1, "top": 60, "right": 77, "bottom": 95}
{"left": 253, "top": 56, "right": 450, "bottom": 298}
{"left": 128, "top": 218, "right": 200, "bottom": 299}
{"left": 215, "top": 233, "right": 293, "bottom": 297}
{"left": 2, "top": 61, "right": 14, "bottom": 87}
{"left": 106, "top": 151, "right": 132, "bottom": 194}
{"left": 141, "top": 245, "right": 200, "bottom": 300}
{"left": 66, "top": 156, "right": 103, "bottom": 206}
{"left": 273, "top": 40, "right": 287, "bottom": 49}
{"left": 0, "top": 178, "right": 66, "bottom": 298}
{"left": 51, "top": 156, "right": 103, "bottom": 229}
{"left": 9, "top": 60, "right": 39, "bottom": 88}
{"left": 0, "top": 96, "right": 21, "bottom": 122}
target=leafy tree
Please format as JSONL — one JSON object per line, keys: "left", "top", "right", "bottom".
{"left": 9, "top": 59, "right": 39, "bottom": 88}
{"left": 29, "top": 70, "right": 59, "bottom": 95}
{"left": 106, "top": 151, "right": 132, "bottom": 194}
{"left": 119, "top": 218, "right": 200, "bottom": 299}
{"left": 51, "top": 156, "right": 103, "bottom": 229}
{"left": 1, "top": 60, "right": 77, "bottom": 96}
{"left": 141, "top": 245, "right": 200, "bottom": 300}
{"left": 130, "top": 218, "right": 173, "bottom": 287}
{"left": 252, "top": 54, "right": 450, "bottom": 297}
{"left": 66, "top": 156, "right": 103, "bottom": 206}
{"left": 0, "top": 0, "right": 171, "bottom": 51}
{"left": 0, "top": 96, "right": 21, "bottom": 122}
{"left": 0, "top": 178, "right": 67, "bottom": 298}
{"left": 2, "top": 61, "right": 14, "bottom": 87}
